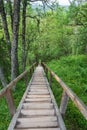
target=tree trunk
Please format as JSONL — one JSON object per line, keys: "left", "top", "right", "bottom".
{"left": 7, "top": 0, "right": 13, "bottom": 30}
{"left": 0, "top": 65, "right": 7, "bottom": 87}
{"left": 0, "top": 0, "right": 11, "bottom": 55}
{"left": 11, "top": 0, "right": 21, "bottom": 80}
{"left": 22, "top": 0, "right": 27, "bottom": 71}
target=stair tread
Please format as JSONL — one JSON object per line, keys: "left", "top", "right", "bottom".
{"left": 27, "top": 95, "right": 50, "bottom": 98}
{"left": 16, "top": 121, "right": 59, "bottom": 128}
{"left": 14, "top": 128, "right": 60, "bottom": 130}
{"left": 21, "top": 109, "right": 55, "bottom": 116}
{"left": 17, "top": 116, "right": 57, "bottom": 122}
{"left": 22, "top": 103, "right": 53, "bottom": 109}
{"left": 25, "top": 98, "right": 51, "bottom": 102}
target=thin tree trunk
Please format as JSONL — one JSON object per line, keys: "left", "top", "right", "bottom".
{"left": 7, "top": 0, "right": 13, "bottom": 30}
{"left": 11, "top": 0, "right": 21, "bottom": 80}
{"left": 0, "top": 66, "right": 7, "bottom": 87}
{"left": 0, "top": 0, "right": 11, "bottom": 55}
{"left": 22, "top": 0, "right": 27, "bottom": 71}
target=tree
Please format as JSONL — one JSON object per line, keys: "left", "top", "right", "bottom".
{"left": 22, "top": 0, "right": 27, "bottom": 71}
{"left": 6, "top": 0, "right": 13, "bottom": 30}
{"left": 11, "top": 0, "right": 21, "bottom": 80}
{"left": 0, "top": 0, "right": 11, "bottom": 55}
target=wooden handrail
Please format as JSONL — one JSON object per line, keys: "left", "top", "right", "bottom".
{"left": 0, "top": 62, "right": 36, "bottom": 116}
{"left": 0, "top": 62, "right": 36, "bottom": 98}
{"left": 42, "top": 62, "right": 87, "bottom": 120}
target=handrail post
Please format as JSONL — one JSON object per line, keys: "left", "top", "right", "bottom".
{"left": 46, "top": 68, "right": 48, "bottom": 78}
{"left": 30, "top": 68, "right": 32, "bottom": 77}
{"left": 60, "top": 91, "right": 69, "bottom": 117}
{"left": 24, "top": 73, "right": 28, "bottom": 87}
{"left": 32, "top": 65, "right": 34, "bottom": 73}
{"left": 49, "top": 72, "right": 52, "bottom": 87}
{"left": 30, "top": 64, "right": 36, "bottom": 78}
{"left": 5, "top": 89, "right": 16, "bottom": 117}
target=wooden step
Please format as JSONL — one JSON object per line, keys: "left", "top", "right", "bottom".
{"left": 21, "top": 109, "right": 55, "bottom": 116}
{"left": 32, "top": 80, "right": 46, "bottom": 82}
{"left": 14, "top": 128, "right": 60, "bottom": 130}
{"left": 22, "top": 103, "right": 53, "bottom": 109}
{"left": 29, "top": 90, "right": 48, "bottom": 92}
{"left": 29, "top": 88, "right": 48, "bottom": 91}
{"left": 16, "top": 121, "right": 59, "bottom": 129}
{"left": 27, "top": 95, "right": 51, "bottom": 98}
{"left": 29, "top": 92, "right": 49, "bottom": 95}
{"left": 31, "top": 83, "right": 48, "bottom": 85}
{"left": 17, "top": 116, "right": 57, "bottom": 122}
{"left": 29, "top": 87, "right": 48, "bottom": 90}
{"left": 24, "top": 98, "right": 52, "bottom": 103}
{"left": 30, "top": 85, "right": 47, "bottom": 87}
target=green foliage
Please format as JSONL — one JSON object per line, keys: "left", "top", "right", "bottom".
{"left": 47, "top": 55, "right": 87, "bottom": 130}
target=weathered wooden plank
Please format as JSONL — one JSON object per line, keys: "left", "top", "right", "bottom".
{"left": 29, "top": 91, "right": 49, "bottom": 95}
{"left": 29, "top": 90, "right": 48, "bottom": 92}
{"left": 21, "top": 109, "right": 55, "bottom": 116}
{"left": 5, "top": 89, "right": 16, "bottom": 117}
{"left": 22, "top": 103, "right": 53, "bottom": 109}
{"left": 30, "top": 87, "right": 47, "bottom": 90}
{"left": 27, "top": 95, "right": 50, "bottom": 98}
{"left": 32, "top": 77, "right": 46, "bottom": 82}
{"left": 25, "top": 98, "right": 51, "bottom": 102}
{"left": 30, "top": 85, "right": 47, "bottom": 87}
{"left": 30, "top": 88, "right": 48, "bottom": 90}
{"left": 14, "top": 128, "right": 60, "bottom": 130}
{"left": 30, "top": 86, "right": 48, "bottom": 90}
{"left": 60, "top": 91, "right": 69, "bottom": 117}
{"left": 49, "top": 72, "right": 52, "bottom": 87}
{"left": 17, "top": 116, "right": 57, "bottom": 122}
{"left": 16, "top": 121, "right": 58, "bottom": 128}
{"left": 31, "top": 83, "right": 48, "bottom": 85}
{"left": 32, "top": 80, "right": 46, "bottom": 82}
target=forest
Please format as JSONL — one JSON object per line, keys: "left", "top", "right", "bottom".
{"left": 0, "top": 0, "right": 87, "bottom": 130}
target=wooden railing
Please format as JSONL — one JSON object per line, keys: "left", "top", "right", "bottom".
{"left": 42, "top": 62, "right": 87, "bottom": 120}
{"left": 0, "top": 63, "right": 36, "bottom": 117}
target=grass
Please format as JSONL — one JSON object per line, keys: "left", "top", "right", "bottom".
{"left": 47, "top": 54, "right": 87, "bottom": 130}
{"left": 0, "top": 80, "right": 26, "bottom": 130}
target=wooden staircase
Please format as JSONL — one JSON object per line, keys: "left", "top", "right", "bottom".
{"left": 8, "top": 66, "right": 66, "bottom": 130}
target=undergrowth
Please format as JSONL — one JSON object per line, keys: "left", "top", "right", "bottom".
{"left": 47, "top": 54, "right": 87, "bottom": 130}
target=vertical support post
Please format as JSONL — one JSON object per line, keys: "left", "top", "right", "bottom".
{"left": 42, "top": 63, "right": 45, "bottom": 72}
{"left": 60, "top": 91, "right": 69, "bottom": 117}
{"left": 49, "top": 72, "right": 52, "bottom": 87}
{"left": 32, "top": 66, "right": 34, "bottom": 73}
{"left": 30, "top": 68, "right": 32, "bottom": 77}
{"left": 46, "top": 68, "right": 48, "bottom": 78}
{"left": 5, "top": 89, "right": 16, "bottom": 117}
{"left": 24, "top": 73, "right": 28, "bottom": 87}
